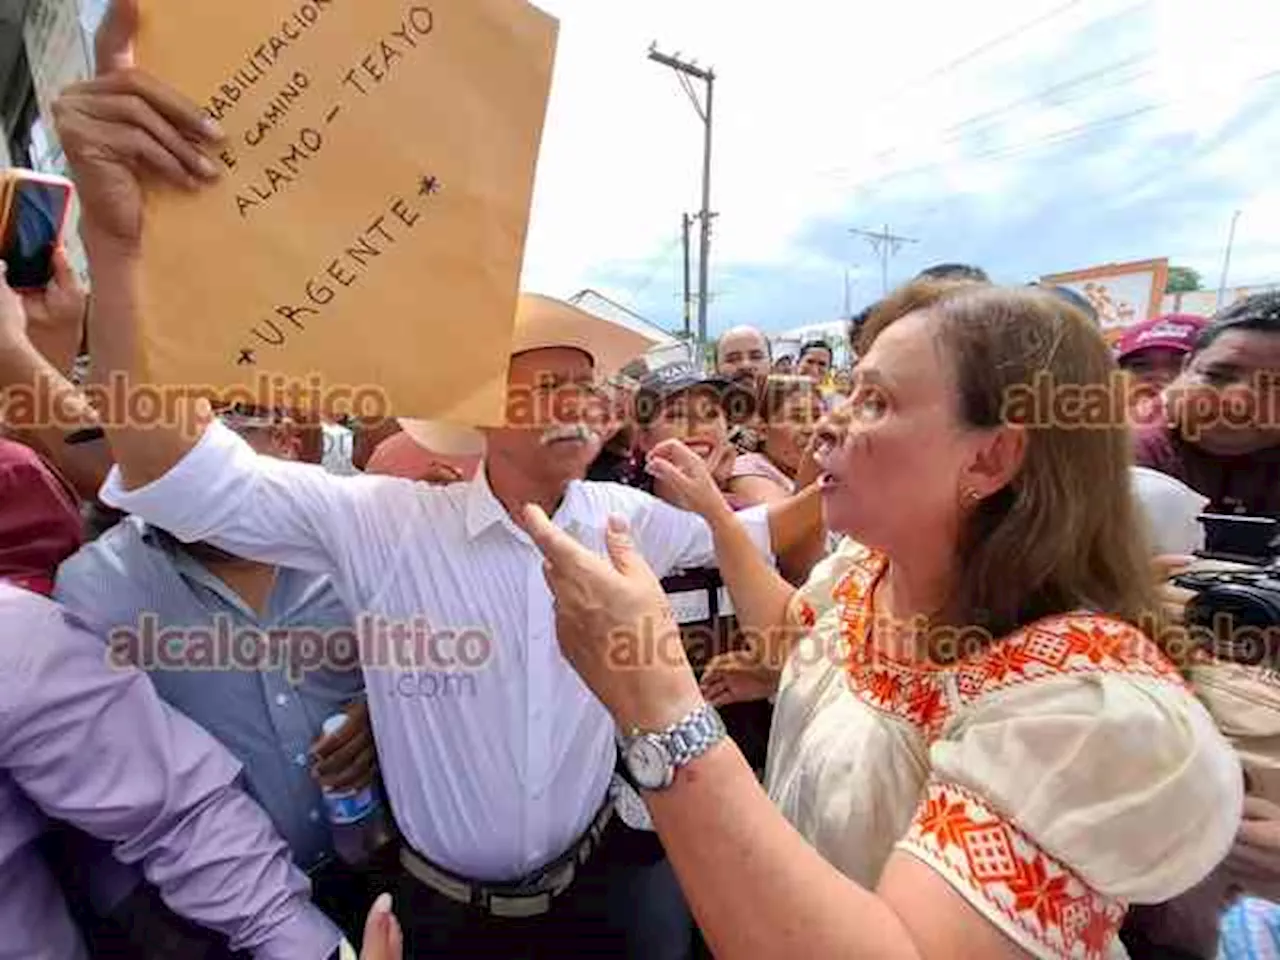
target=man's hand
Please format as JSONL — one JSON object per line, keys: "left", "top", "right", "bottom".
{"left": 21, "top": 249, "right": 87, "bottom": 376}
{"left": 1152, "top": 554, "right": 1196, "bottom": 625}
{"left": 310, "top": 701, "right": 377, "bottom": 793}
{"left": 646, "top": 440, "right": 734, "bottom": 523}
{"left": 701, "top": 648, "right": 782, "bottom": 707}
{"left": 793, "top": 429, "right": 824, "bottom": 490}
{"left": 52, "top": 0, "right": 224, "bottom": 253}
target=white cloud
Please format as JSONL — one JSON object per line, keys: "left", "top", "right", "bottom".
{"left": 520, "top": 0, "right": 1279, "bottom": 323}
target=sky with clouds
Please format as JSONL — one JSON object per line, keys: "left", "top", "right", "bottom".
{"left": 519, "top": 0, "right": 1280, "bottom": 339}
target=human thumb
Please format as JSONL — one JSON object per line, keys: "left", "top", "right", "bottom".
{"left": 605, "top": 515, "right": 638, "bottom": 574}
{"left": 358, "top": 893, "right": 402, "bottom": 960}
{"left": 49, "top": 247, "right": 75, "bottom": 291}
{"left": 0, "top": 262, "right": 21, "bottom": 310}
{"left": 95, "top": 0, "right": 139, "bottom": 76}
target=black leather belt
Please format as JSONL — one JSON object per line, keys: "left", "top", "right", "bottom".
{"left": 399, "top": 801, "right": 614, "bottom": 918}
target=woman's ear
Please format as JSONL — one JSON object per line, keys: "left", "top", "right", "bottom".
{"left": 962, "top": 424, "right": 1027, "bottom": 498}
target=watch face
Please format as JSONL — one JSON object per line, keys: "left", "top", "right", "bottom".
{"left": 625, "top": 735, "right": 672, "bottom": 791}
{"left": 610, "top": 775, "right": 656, "bottom": 830}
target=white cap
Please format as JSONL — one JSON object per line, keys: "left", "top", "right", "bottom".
{"left": 322, "top": 713, "right": 350, "bottom": 737}
{"left": 1131, "top": 466, "right": 1209, "bottom": 556}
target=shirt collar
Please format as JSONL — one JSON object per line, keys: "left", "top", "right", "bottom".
{"left": 463, "top": 466, "right": 590, "bottom": 544}
{"left": 140, "top": 523, "right": 277, "bottom": 620}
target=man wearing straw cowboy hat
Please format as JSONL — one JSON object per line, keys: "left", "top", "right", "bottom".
{"left": 83, "top": 283, "right": 822, "bottom": 953}
{"left": 49, "top": 4, "right": 827, "bottom": 950}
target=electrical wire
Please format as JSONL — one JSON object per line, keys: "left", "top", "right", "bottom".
{"left": 676, "top": 71, "right": 706, "bottom": 122}
{"left": 883, "top": 0, "right": 1096, "bottom": 103}
{"left": 629, "top": 233, "right": 685, "bottom": 300}
{"left": 855, "top": 51, "right": 1156, "bottom": 172}
{"left": 936, "top": 51, "right": 1153, "bottom": 142}
{"left": 824, "top": 0, "right": 1154, "bottom": 179}
{"left": 841, "top": 66, "right": 1280, "bottom": 194}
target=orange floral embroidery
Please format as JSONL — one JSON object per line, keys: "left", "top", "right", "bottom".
{"left": 906, "top": 678, "right": 948, "bottom": 730}
{"left": 981, "top": 640, "right": 1035, "bottom": 683}
{"left": 830, "top": 550, "right": 1184, "bottom": 740}
{"left": 1079, "top": 909, "right": 1117, "bottom": 955}
{"left": 867, "top": 668, "right": 903, "bottom": 704}
{"left": 1007, "top": 855, "right": 1070, "bottom": 931}
{"left": 900, "top": 781, "right": 1124, "bottom": 960}
{"left": 915, "top": 793, "right": 971, "bottom": 849}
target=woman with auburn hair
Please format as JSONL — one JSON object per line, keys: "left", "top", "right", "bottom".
{"left": 521, "top": 279, "right": 1243, "bottom": 960}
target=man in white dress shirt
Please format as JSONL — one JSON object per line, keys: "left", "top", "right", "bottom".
{"left": 91, "top": 306, "right": 825, "bottom": 958}
{"left": 48, "top": 29, "right": 824, "bottom": 955}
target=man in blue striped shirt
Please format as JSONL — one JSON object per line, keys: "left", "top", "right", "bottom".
{"left": 54, "top": 407, "right": 373, "bottom": 952}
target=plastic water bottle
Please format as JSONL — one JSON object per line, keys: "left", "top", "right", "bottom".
{"left": 320, "top": 713, "right": 393, "bottom": 867}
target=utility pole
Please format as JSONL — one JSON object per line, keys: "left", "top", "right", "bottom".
{"left": 851, "top": 224, "right": 919, "bottom": 295}
{"left": 681, "top": 212, "right": 694, "bottom": 341}
{"left": 1217, "top": 209, "right": 1243, "bottom": 309}
{"left": 650, "top": 44, "right": 715, "bottom": 362}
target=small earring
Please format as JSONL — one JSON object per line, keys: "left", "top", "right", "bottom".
{"left": 963, "top": 487, "right": 981, "bottom": 504}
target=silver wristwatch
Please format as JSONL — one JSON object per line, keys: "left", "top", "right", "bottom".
{"left": 620, "top": 703, "right": 727, "bottom": 792}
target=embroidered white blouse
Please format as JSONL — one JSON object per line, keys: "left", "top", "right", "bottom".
{"left": 764, "top": 539, "right": 1244, "bottom": 960}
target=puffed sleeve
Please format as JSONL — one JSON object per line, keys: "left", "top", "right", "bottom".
{"left": 786, "top": 537, "right": 878, "bottom": 629}
{"left": 897, "top": 635, "right": 1243, "bottom": 960}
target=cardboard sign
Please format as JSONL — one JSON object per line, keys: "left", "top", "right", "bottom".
{"left": 135, "top": 0, "right": 558, "bottom": 422}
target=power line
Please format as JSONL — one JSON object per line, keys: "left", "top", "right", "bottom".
{"left": 825, "top": 0, "right": 1153, "bottom": 180}
{"left": 922, "top": 16, "right": 1264, "bottom": 153}
{"left": 849, "top": 52, "right": 1155, "bottom": 175}
{"left": 937, "top": 52, "right": 1153, "bottom": 142}
{"left": 837, "top": 67, "right": 1280, "bottom": 196}
{"left": 851, "top": 225, "right": 920, "bottom": 295}
{"left": 826, "top": 6, "right": 1275, "bottom": 190}
{"left": 883, "top": 0, "right": 1095, "bottom": 103}
{"left": 629, "top": 232, "right": 685, "bottom": 300}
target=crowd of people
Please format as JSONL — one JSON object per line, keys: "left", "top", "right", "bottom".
{"left": 0, "top": 2, "right": 1278, "bottom": 958}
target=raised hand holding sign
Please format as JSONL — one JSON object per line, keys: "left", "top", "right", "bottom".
{"left": 107, "top": 0, "right": 557, "bottom": 422}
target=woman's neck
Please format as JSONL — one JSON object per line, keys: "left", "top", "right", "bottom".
{"left": 874, "top": 546, "right": 957, "bottom": 656}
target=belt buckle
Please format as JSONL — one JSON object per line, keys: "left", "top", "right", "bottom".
{"left": 485, "top": 859, "right": 576, "bottom": 918}
{"left": 408, "top": 801, "right": 613, "bottom": 918}
{"left": 487, "top": 891, "right": 553, "bottom": 919}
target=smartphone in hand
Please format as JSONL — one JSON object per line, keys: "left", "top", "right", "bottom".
{"left": 0, "top": 169, "right": 74, "bottom": 291}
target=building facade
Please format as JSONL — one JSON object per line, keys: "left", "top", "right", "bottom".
{"left": 1, "top": 0, "right": 103, "bottom": 275}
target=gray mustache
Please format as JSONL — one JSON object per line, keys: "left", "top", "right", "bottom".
{"left": 539, "top": 424, "right": 597, "bottom": 446}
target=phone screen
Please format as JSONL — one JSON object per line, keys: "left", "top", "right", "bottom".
{"left": 0, "top": 179, "right": 69, "bottom": 288}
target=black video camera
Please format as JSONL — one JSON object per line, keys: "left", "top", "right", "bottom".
{"left": 1171, "top": 514, "right": 1280, "bottom": 667}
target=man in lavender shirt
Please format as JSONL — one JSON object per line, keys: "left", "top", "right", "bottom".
{"left": 0, "top": 582, "right": 345, "bottom": 960}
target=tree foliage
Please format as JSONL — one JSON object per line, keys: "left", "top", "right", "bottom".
{"left": 1166, "top": 266, "right": 1203, "bottom": 294}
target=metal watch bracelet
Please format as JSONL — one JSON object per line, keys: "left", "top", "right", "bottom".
{"left": 660, "top": 702, "right": 727, "bottom": 767}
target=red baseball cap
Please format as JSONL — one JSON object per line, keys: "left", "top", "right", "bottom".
{"left": 1115, "top": 314, "right": 1208, "bottom": 364}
